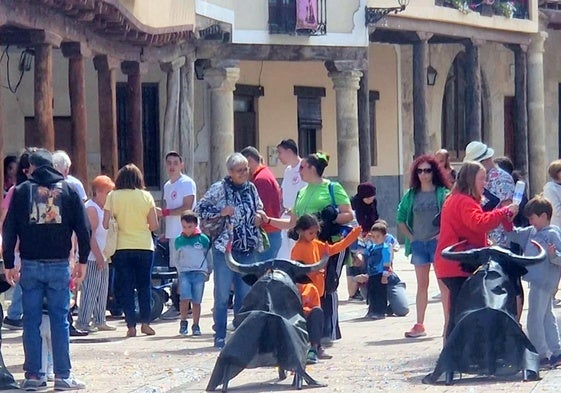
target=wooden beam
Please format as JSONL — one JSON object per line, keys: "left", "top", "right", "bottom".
{"left": 60, "top": 41, "right": 92, "bottom": 59}
{"left": 196, "top": 42, "right": 368, "bottom": 62}
{"left": 93, "top": 55, "right": 119, "bottom": 179}
{"left": 372, "top": 17, "right": 532, "bottom": 45}
{"left": 68, "top": 55, "right": 89, "bottom": 189}
{"left": 0, "top": 0, "right": 192, "bottom": 62}
{"left": 121, "top": 61, "right": 145, "bottom": 171}
{"left": 34, "top": 43, "right": 55, "bottom": 151}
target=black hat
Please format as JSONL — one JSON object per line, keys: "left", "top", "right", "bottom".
{"left": 357, "top": 182, "right": 376, "bottom": 198}
{"left": 29, "top": 149, "right": 53, "bottom": 168}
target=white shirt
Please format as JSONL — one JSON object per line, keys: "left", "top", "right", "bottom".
{"left": 66, "top": 175, "right": 87, "bottom": 201}
{"left": 85, "top": 199, "right": 107, "bottom": 261}
{"left": 164, "top": 174, "right": 196, "bottom": 239}
{"left": 281, "top": 159, "right": 306, "bottom": 210}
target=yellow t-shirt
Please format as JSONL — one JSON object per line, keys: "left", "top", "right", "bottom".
{"left": 105, "top": 189, "right": 155, "bottom": 251}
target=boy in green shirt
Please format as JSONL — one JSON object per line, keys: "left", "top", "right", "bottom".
{"left": 174, "top": 211, "right": 211, "bottom": 336}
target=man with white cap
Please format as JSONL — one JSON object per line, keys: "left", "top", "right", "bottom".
{"left": 464, "top": 141, "right": 514, "bottom": 246}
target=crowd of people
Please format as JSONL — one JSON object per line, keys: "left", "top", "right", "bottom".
{"left": 1, "top": 137, "right": 561, "bottom": 390}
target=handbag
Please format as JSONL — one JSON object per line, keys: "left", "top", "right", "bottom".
{"left": 103, "top": 196, "right": 118, "bottom": 260}
{"left": 199, "top": 181, "right": 228, "bottom": 241}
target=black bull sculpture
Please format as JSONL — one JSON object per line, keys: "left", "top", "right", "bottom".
{"left": 423, "top": 241, "right": 545, "bottom": 385}
{"left": 206, "top": 253, "right": 329, "bottom": 392}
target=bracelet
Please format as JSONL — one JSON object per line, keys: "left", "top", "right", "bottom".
{"left": 162, "top": 208, "right": 170, "bottom": 217}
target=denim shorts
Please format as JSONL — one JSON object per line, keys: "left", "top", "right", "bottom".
{"left": 410, "top": 239, "right": 437, "bottom": 265}
{"left": 178, "top": 271, "right": 207, "bottom": 304}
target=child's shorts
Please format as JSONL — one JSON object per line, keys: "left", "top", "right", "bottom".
{"left": 178, "top": 271, "right": 206, "bottom": 304}
{"left": 410, "top": 239, "right": 437, "bottom": 265}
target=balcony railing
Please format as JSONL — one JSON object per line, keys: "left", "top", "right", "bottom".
{"left": 268, "top": 0, "right": 327, "bottom": 36}
{"left": 435, "top": 0, "right": 529, "bottom": 19}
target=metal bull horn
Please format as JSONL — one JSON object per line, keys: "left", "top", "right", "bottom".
{"left": 442, "top": 240, "right": 546, "bottom": 267}
{"left": 225, "top": 248, "right": 329, "bottom": 276}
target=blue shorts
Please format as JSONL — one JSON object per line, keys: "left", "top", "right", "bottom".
{"left": 178, "top": 271, "right": 207, "bottom": 304}
{"left": 410, "top": 239, "right": 437, "bottom": 266}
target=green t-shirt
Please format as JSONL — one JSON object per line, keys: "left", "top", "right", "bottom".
{"left": 293, "top": 180, "right": 350, "bottom": 217}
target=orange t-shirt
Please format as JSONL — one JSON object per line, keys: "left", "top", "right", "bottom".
{"left": 298, "top": 283, "right": 320, "bottom": 317}
{"left": 290, "top": 226, "right": 361, "bottom": 296}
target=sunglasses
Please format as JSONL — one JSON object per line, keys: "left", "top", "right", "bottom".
{"left": 416, "top": 168, "right": 433, "bottom": 174}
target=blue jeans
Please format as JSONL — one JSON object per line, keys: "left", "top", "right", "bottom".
{"left": 20, "top": 259, "right": 71, "bottom": 379}
{"left": 212, "top": 249, "right": 257, "bottom": 340}
{"left": 112, "top": 250, "right": 153, "bottom": 328}
{"left": 7, "top": 282, "right": 23, "bottom": 320}
{"left": 257, "top": 231, "right": 282, "bottom": 261}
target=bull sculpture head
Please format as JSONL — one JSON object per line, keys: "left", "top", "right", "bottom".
{"left": 441, "top": 240, "right": 545, "bottom": 276}
{"left": 225, "top": 252, "right": 329, "bottom": 282}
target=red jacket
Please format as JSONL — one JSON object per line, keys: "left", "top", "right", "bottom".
{"left": 434, "top": 192, "right": 512, "bottom": 279}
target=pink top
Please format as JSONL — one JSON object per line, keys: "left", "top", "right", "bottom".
{"left": 2, "top": 186, "right": 14, "bottom": 210}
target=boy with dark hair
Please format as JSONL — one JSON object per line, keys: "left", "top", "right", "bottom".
{"left": 505, "top": 195, "right": 561, "bottom": 369}
{"left": 174, "top": 211, "right": 211, "bottom": 336}
{"left": 357, "top": 223, "right": 391, "bottom": 320}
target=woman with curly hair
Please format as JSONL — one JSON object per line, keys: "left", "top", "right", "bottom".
{"left": 397, "top": 154, "right": 451, "bottom": 338}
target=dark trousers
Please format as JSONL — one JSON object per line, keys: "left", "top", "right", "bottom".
{"left": 442, "top": 276, "right": 468, "bottom": 338}
{"left": 306, "top": 307, "right": 324, "bottom": 346}
{"left": 112, "top": 250, "right": 154, "bottom": 328}
{"left": 367, "top": 274, "right": 387, "bottom": 315}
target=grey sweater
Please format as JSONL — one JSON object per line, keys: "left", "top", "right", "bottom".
{"left": 505, "top": 225, "right": 561, "bottom": 291}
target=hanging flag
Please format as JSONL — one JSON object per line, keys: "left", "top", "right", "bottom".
{"left": 296, "top": 0, "right": 319, "bottom": 31}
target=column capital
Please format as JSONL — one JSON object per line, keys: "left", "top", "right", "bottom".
{"left": 328, "top": 70, "right": 363, "bottom": 91}
{"left": 61, "top": 42, "right": 92, "bottom": 59}
{"left": 416, "top": 32, "right": 433, "bottom": 42}
{"left": 121, "top": 61, "right": 149, "bottom": 76}
{"left": 529, "top": 31, "right": 548, "bottom": 54}
{"left": 160, "top": 57, "right": 186, "bottom": 73}
{"left": 30, "top": 31, "right": 62, "bottom": 48}
{"left": 204, "top": 67, "right": 240, "bottom": 92}
{"left": 325, "top": 60, "right": 366, "bottom": 73}
{"left": 93, "top": 55, "right": 120, "bottom": 72}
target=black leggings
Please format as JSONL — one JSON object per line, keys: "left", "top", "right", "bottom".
{"left": 441, "top": 276, "right": 468, "bottom": 338}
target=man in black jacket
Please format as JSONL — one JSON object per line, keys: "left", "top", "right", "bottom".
{"left": 3, "top": 149, "right": 91, "bottom": 391}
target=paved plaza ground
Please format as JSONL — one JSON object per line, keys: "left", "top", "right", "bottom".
{"left": 2, "top": 250, "right": 561, "bottom": 392}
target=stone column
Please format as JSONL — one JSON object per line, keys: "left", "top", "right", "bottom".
{"left": 121, "top": 61, "right": 147, "bottom": 171}
{"left": 527, "top": 31, "right": 548, "bottom": 196}
{"left": 160, "top": 57, "right": 185, "bottom": 157}
{"left": 326, "top": 61, "right": 362, "bottom": 193}
{"left": 204, "top": 62, "right": 240, "bottom": 182}
{"left": 413, "top": 35, "right": 431, "bottom": 156}
{"left": 93, "top": 55, "right": 119, "bottom": 179}
{"left": 61, "top": 42, "right": 90, "bottom": 189}
{"left": 34, "top": 43, "right": 55, "bottom": 150}
{"left": 180, "top": 53, "right": 195, "bottom": 177}
{"left": 465, "top": 40, "right": 482, "bottom": 142}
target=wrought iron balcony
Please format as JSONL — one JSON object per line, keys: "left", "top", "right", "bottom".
{"left": 268, "top": 0, "right": 327, "bottom": 36}
{"left": 435, "top": 0, "right": 529, "bottom": 19}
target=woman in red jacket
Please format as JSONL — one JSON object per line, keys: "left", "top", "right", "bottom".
{"left": 435, "top": 161, "right": 518, "bottom": 338}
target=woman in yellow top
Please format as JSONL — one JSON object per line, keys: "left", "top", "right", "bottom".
{"left": 103, "top": 164, "right": 159, "bottom": 338}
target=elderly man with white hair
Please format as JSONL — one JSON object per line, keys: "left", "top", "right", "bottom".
{"left": 52, "top": 150, "right": 87, "bottom": 201}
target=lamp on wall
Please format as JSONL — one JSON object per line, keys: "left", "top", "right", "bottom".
{"left": 426, "top": 45, "right": 438, "bottom": 86}
{"left": 365, "top": 0, "right": 411, "bottom": 25}
{"left": 427, "top": 65, "right": 438, "bottom": 86}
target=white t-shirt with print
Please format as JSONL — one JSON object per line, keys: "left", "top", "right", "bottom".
{"left": 164, "top": 174, "right": 196, "bottom": 239}
{"left": 281, "top": 160, "right": 306, "bottom": 210}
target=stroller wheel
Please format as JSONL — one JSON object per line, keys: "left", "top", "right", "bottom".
{"left": 134, "top": 289, "right": 164, "bottom": 322}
